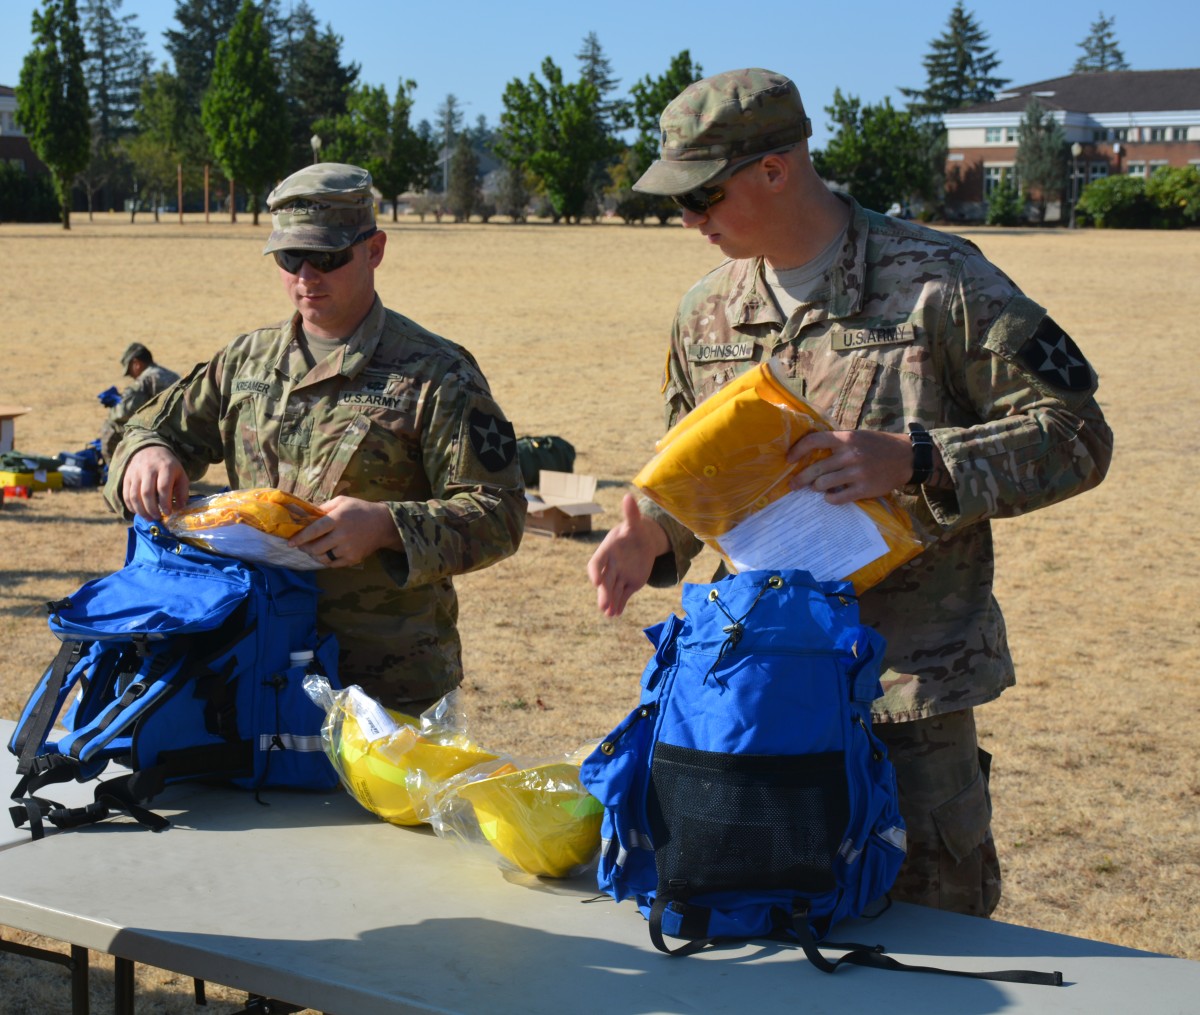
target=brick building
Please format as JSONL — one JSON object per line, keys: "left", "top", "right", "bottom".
{"left": 0, "top": 85, "right": 50, "bottom": 178}
{"left": 942, "top": 69, "right": 1200, "bottom": 222}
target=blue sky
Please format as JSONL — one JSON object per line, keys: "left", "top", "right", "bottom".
{"left": 3, "top": 1, "right": 1197, "bottom": 150}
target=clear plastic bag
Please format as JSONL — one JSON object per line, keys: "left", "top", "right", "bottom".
{"left": 634, "top": 359, "right": 929, "bottom": 594}
{"left": 165, "top": 488, "right": 327, "bottom": 569}
{"left": 428, "top": 743, "right": 602, "bottom": 879}
{"left": 303, "top": 680, "right": 497, "bottom": 827}
{"left": 304, "top": 677, "right": 601, "bottom": 878}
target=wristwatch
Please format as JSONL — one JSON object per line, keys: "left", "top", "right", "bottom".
{"left": 907, "top": 424, "right": 934, "bottom": 486}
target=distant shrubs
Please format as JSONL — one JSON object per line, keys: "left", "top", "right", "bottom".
{"left": 0, "top": 165, "right": 60, "bottom": 222}
{"left": 1076, "top": 166, "right": 1200, "bottom": 228}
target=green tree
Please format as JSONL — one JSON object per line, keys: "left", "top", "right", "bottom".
{"left": 446, "top": 131, "right": 480, "bottom": 222}
{"left": 200, "top": 0, "right": 289, "bottom": 224}
{"left": 1073, "top": 12, "right": 1129, "bottom": 73}
{"left": 124, "top": 67, "right": 188, "bottom": 221}
{"left": 16, "top": 0, "right": 92, "bottom": 229}
{"left": 78, "top": 0, "right": 148, "bottom": 215}
{"left": 314, "top": 82, "right": 391, "bottom": 170}
{"left": 628, "top": 50, "right": 703, "bottom": 178}
{"left": 985, "top": 171, "right": 1022, "bottom": 225}
{"left": 1144, "top": 165, "right": 1200, "bottom": 227}
{"left": 279, "top": 1, "right": 359, "bottom": 172}
{"left": 496, "top": 57, "right": 617, "bottom": 223}
{"left": 575, "top": 31, "right": 628, "bottom": 133}
{"left": 813, "top": 91, "right": 930, "bottom": 214}
{"left": 378, "top": 79, "right": 438, "bottom": 221}
{"left": 900, "top": 2, "right": 1009, "bottom": 118}
{"left": 1014, "top": 97, "right": 1067, "bottom": 225}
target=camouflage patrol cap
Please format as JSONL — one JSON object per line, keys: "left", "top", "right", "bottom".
{"left": 263, "top": 162, "right": 376, "bottom": 255}
{"left": 633, "top": 69, "right": 812, "bottom": 195}
{"left": 120, "top": 342, "right": 152, "bottom": 375}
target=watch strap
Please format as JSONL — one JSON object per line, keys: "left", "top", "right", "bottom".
{"left": 908, "top": 424, "right": 934, "bottom": 486}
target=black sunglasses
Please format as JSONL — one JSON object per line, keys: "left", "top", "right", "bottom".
{"left": 273, "top": 228, "right": 378, "bottom": 274}
{"left": 671, "top": 157, "right": 765, "bottom": 215}
{"left": 672, "top": 143, "right": 802, "bottom": 215}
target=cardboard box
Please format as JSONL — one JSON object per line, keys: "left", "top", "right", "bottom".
{"left": 525, "top": 471, "right": 602, "bottom": 537}
{"left": 0, "top": 405, "right": 31, "bottom": 454}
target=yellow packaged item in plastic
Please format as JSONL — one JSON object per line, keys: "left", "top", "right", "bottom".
{"left": 166, "top": 488, "right": 327, "bottom": 569}
{"left": 454, "top": 761, "right": 603, "bottom": 878}
{"left": 633, "top": 359, "right": 926, "bottom": 594}
{"left": 326, "top": 687, "right": 498, "bottom": 827}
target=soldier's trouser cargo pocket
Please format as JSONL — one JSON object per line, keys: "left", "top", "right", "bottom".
{"left": 874, "top": 709, "right": 1002, "bottom": 917}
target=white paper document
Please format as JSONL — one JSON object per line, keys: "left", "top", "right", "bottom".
{"left": 717, "top": 487, "right": 888, "bottom": 582}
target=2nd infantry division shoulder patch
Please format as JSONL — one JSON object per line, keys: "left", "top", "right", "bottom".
{"left": 468, "top": 408, "right": 517, "bottom": 472}
{"left": 1018, "top": 317, "right": 1093, "bottom": 392}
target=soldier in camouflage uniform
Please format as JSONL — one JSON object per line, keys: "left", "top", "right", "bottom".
{"left": 99, "top": 343, "right": 180, "bottom": 463}
{"left": 587, "top": 70, "right": 1113, "bottom": 917}
{"left": 104, "top": 163, "right": 525, "bottom": 709}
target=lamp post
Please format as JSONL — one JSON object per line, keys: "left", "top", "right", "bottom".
{"left": 310, "top": 134, "right": 322, "bottom": 165}
{"left": 1069, "top": 142, "right": 1083, "bottom": 229}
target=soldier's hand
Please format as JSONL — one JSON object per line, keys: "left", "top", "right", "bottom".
{"left": 122, "top": 446, "right": 190, "bottom": 521}
{"left": 587, "top": 494, "right": 669, "bottom": 618}
{"left": 288, "top": 495, "right": 402, "bottom": 568}
{"left": 787, "top": 429, "right": 915, "bottom": 504}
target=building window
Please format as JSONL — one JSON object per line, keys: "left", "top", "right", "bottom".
{"left": 1005, "top": 127, "right": 1016, "bottom": 143}
{"left": 1127, "top": 162, "right": 1146, "bottom": 177}
{"left": 1149, "top": 160, "right": 1170, "bottom": 176}
{"left": 985, "top": 127, "right": 1001, "bottom": 143}
{"left": 1149, "top": 127, "right": 1167, "bottom": 142}
{"left": 1088, "top": 162, "right": 1109, "bottom": 182}
{"left": 1172, "top": 127, "right": 1188, "bottom": 141}
{"left": 983, "top": 165, "right": 1017, "bottom": 196}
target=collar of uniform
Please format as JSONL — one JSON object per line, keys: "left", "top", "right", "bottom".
{"left": 278, "top": 295, "right": 386, "bottom": 386}
{"left": 720, "top": 195, "right": 869, "bottom": 331}
{"left": 825, "top": 193, "right": 869, "bottom": 319}
{"left": 723, "top": 258, "right": 786, "bottom": 330}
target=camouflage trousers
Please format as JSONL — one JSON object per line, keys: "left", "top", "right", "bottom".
{"left": 873, "top": 708, "right": 1002, "bottom": 918}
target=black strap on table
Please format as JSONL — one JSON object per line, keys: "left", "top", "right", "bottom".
{"left": 649, "top": 895, "right": 1063, "bottom": 987}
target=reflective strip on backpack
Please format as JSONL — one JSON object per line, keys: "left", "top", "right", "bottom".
{"left": 257, "top": 733, "right": 325, "bottom": 753}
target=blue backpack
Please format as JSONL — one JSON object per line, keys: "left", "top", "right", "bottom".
{"left": 8, "top": 516, "right": 341, "bottom": 838}
{"left": 580, "top": 569, "right": 1061, "bottom": 985}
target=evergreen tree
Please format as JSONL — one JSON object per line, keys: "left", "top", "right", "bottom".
{"left": 433, "top": 93, "right": 465, "bottom": 192}
{"left": 200, "top": 0, "right": 289, "bottom": 223}
{"left": 575, "top": 31, "right": 628, "bottom": 132}
{"left": 164, "top": 0, "right": 242, "bottom": 173}
{"left": 383, "top": 80, "right": 438, "bottom": 217}
{"left": 78, "top": 0, "right": 148, "bottom": 214}
{"left": 16, "top": 0, "right": 92, "bottom": 229}
{"left": 1015, "top": 97, "right": 1068, "bottom": 224}
{"left": 812, "top": 90, "right": 930, "bottom": 214}
{"left": 900, "top": 2, "right": 1009, "bottom": 118}
{"left": 496, "top": 57, "right": 617, "bottom": 223}
{"left": 1073, "top": 12, "right": 1129, "bottom": 73}
{"left": 446, "top": 131, "right": 479, "bottom": 222}
{"left": 279, "top": 1, "right": 359, "bottom": 172}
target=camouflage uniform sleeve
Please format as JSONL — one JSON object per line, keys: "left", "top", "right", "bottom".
{"left": 643, "top": 314, "right": 706, "bottom": 586}
{"left": 102, "top": 357, "right": 228, "bottom": 518}
{"left": 923, "top": 264, "right": 1114, "bottom": 531}
{"left": 106, "top": 377, "right": 151, "bottom": 427}
{"left": 379, "top": 364, "right": 524, "bottom": 587}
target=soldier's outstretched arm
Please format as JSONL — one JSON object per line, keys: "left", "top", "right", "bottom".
{"left": 587, "top": 494, "right": 670, "bottom": 618}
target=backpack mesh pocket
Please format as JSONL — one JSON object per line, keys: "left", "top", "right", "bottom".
{"left": 648, "top": 741, "right": 849, "bottom": 896}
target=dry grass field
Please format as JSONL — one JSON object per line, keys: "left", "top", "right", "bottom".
{"left": 0, "top": 213, "right": 1197, "bottom": 1012}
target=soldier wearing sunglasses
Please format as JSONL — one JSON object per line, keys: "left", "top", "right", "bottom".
{"left": 105, "top": 162, "right": 525, "bottom": 711}
{"left": 588, "top": 70, "right": 1112, "bottom": 919}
